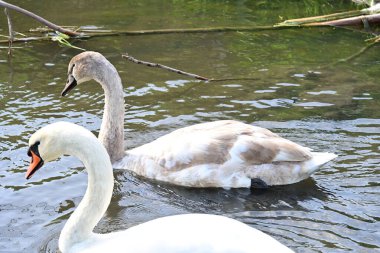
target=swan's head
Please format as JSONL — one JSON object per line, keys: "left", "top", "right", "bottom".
{"left": 61, "top": 51, "right": 109, "bottom": 96}
{"left": 25, "top": 122, "right": 95, "bottom": 179}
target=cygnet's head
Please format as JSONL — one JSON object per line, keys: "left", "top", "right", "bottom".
{"left": 25, "top": 122, "right": 96, "bottom": 179}
{"left": 61, "top": 51, "right": 110, "bottom": 96}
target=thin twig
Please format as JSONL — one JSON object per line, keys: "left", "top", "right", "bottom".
{"left": 122, "top": 53, "right": 210, "bottom": 81}
{"left": 0, "top": 0, "right": 80, "bottom": 36}
{"left": 4, "top": 8, "right": 13, "bottom": 56}
{"left": 122, "top": 53, "right": 260, "bottom": 82}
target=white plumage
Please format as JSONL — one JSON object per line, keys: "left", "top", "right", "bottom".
{"left": 62, "top": 51, "right": 337, "bottom": 188}
{"left": 26, "top": 122, "right": 294, "bottom": 253}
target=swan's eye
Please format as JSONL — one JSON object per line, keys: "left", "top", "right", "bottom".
{"left": 27, "top": 141, "right": 41, "bottom": 157}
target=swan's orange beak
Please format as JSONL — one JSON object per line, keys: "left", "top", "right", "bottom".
{"left": 26, "top": 150, "right": 44, "bottom": 180}
{"left": 61, "top": 74, "right": 77, "bottom": 97}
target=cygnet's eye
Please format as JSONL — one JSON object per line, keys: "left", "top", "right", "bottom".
{"left": 68, "top": 64, "right": 76, "bottom": 75}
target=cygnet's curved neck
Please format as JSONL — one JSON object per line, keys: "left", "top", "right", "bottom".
{"left": 59, "top": 134, "right": 114, "bottom": 252}
{"left": 95, "top": 59, "right": 125, "bottom": 162}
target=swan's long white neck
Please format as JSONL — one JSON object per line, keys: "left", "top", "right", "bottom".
{"left": 95, "top": 59, "right": 125, "bottom": 162}
{"left": 58, "top": 136, "right": 114, "bottom": 252}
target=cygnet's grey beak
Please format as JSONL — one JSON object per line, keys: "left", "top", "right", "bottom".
{"left": 61, "top": 74, "right": 77, "bottom": 96}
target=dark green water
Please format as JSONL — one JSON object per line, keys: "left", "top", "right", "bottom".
{"left": 0, "top": 1, "right": 379, "bottom": 252}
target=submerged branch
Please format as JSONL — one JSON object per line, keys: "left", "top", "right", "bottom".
{"left": 336, "top": 41, "right": 378, "bottom": 63}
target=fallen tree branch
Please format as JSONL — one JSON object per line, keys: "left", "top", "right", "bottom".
{"left": 0, "top": 0, "right": 80, "bottom": 36}
{"left": 0, "top": 0, "right": 378, "bottom": 49}
{"left": 4, "top": 7, "right": 13, "bottom": 56}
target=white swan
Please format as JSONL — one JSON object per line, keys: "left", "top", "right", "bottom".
{"left": 25, "top": 121, "right": 294, "bottom": 253}
{"left": 61, "top": 51, "right": 337, "bottom": 188}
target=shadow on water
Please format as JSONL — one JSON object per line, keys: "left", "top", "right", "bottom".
{"left": 131, "top": 176, "right": 331, "bottom": 213}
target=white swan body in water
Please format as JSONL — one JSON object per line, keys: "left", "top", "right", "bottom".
{"left": 25, "top": 122, "right": 294, "bottom": 253}
{"left": 61, "top": 51, "right": 337, "bottom": 188}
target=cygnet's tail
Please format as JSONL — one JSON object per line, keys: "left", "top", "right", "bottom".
{"left": 304, "top": 152, "right": 337, "bottom": 175}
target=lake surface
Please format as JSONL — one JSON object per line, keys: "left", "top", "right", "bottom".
{"left": 0, "top": 1, "right": 379, "bottom": 252}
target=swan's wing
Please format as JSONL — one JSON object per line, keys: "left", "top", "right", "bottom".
{"left": 128, "top": 120, "right": 312, "bottom": 170}
{"left": 82, "top": 214, "right": 294, "bottom": 253}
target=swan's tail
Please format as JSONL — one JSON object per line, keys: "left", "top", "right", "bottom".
{"left": 304, "top": 152, "right": 337, "bottom": 175}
